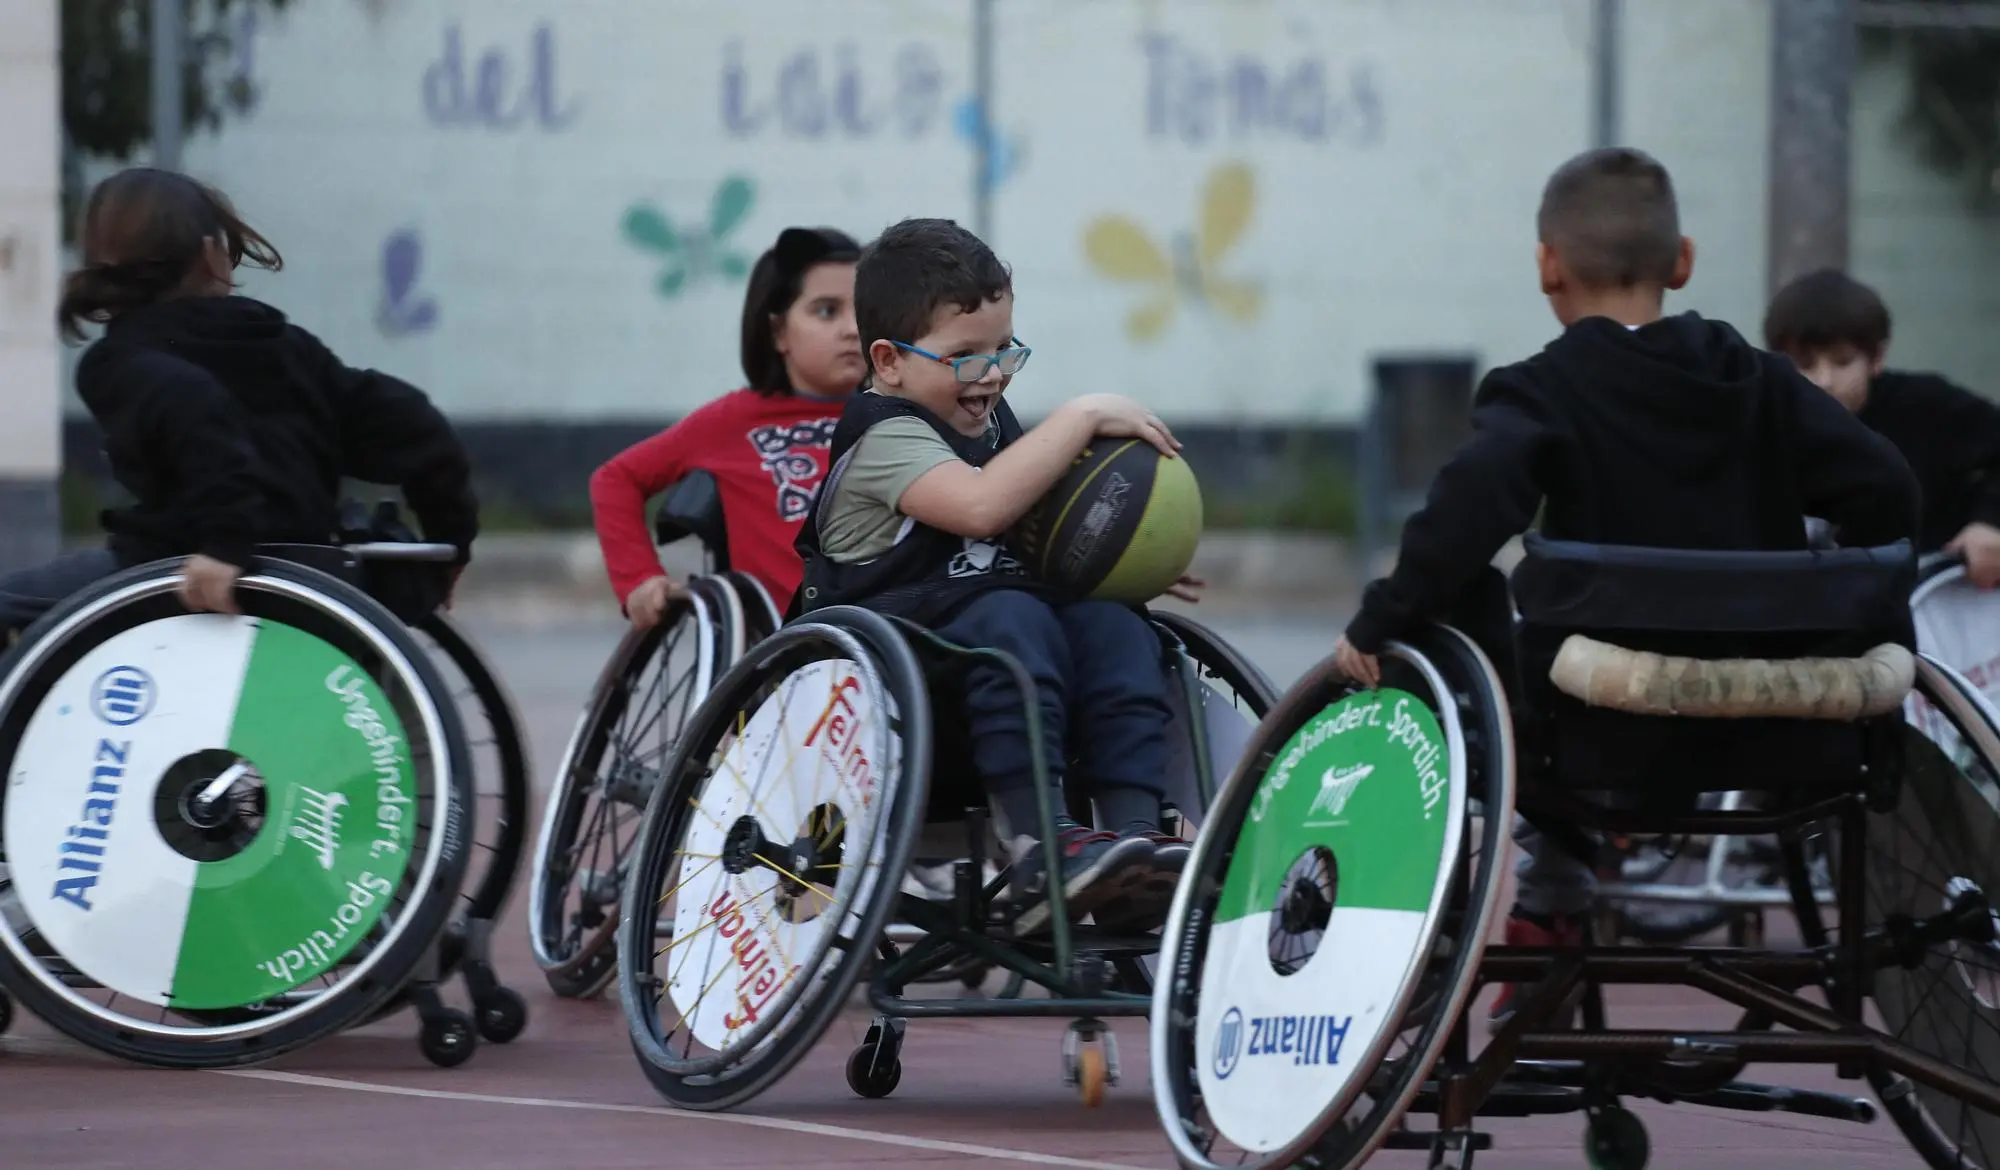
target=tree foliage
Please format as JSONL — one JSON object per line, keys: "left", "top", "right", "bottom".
{"left": 1862, "top": 4, "right": 2000, "bottom": 208}
{"left": 61, "top": 0, "right": 295, "bottom": 236}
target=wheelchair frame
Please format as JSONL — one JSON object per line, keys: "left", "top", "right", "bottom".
{"left": 0, "top": 536, "right": 530, "bottom": 1069}
{"left": 615, "top": 597, "right": 1280, "bottom": 1111}
{"left": 1153, "top": 605, "right": 2000, "bottom": 1170}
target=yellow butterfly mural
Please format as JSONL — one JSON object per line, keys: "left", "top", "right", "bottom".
{"left": 1082, "top": 161, "right": 1265, "bottom": 343}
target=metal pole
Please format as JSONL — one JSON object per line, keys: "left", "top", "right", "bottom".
{"left": 1592, "top": 0, "right": 1622, "bottom": 148}
{"left": 971, "top": 0, "right": 994, "bottom": 241}
{"left": 152, "top": 0, "right": 184, "bottom": 170}
{"left": 1767, "top": 0, "right": 1857, "bottom": 294}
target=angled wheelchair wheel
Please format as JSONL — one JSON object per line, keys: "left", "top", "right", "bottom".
{"left": 1154, "top": 610, "right": 1284, "bottom": 832}
{"left": 618, "top": 605, "right": 928, "bottom": 1112}
{"left": 0, "top": 558, "right": 473, "bottom": 1067}
{"left": 721, "top": 572, "right": 784, "bottom": 644}
{"left": 529, "top": 577, "right": 738, "bottom": 999}
{"left": 399, "top": 613, "right": 532, "bottom": 1040}
{"left": 1153, "top": 625, "right": 1515, "bottom": 1170}
{"left": 1789, "top": 655, "right": 2000, "bottom": 1170}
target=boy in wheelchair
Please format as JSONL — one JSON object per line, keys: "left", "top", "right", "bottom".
{"left": 793, "top": 216, "right": 1197, "bottom": 935}
{"left": 1764, "top": 267, "right": 2000, "bottom": 588}
{"left": 1330, "top": 146, "right": 1922, "bottom": 1025}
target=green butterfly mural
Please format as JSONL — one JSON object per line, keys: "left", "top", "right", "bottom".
{"left": 622, "top": 175, "right": 757, "bottom": 298}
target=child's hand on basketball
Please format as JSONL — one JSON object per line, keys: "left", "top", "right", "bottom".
{"left": 626, "top": 574, "right": 689, "bottom": 629}
{"left": 178, "top": 555, "right": 242, "bottom": 615}
{"left": 1947, "top": 522, "right": 2000, "bottom": 589}
{"left": 1333, "top": 635, "right": 1381, "bottom": 689}
{"left": 1163, "top": 574, "right": 1205, "bottom": 602}
{"left": 1072, "top": 394, "right": 1181, "bottom": 458}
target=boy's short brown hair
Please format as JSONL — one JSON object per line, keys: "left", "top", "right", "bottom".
{"left": 1536, "top": 147, "right": 1682, "bottom": 289}
{"left": 1762, "top": 268, "right": 1892, "bottom": 358}
{"left": 854, "top": 218, "right": 1012, "bottom": 377}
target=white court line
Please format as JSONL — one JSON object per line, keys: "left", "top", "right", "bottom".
{"left": 211, "top": 1069, "right": 1157, "bottom": 1170}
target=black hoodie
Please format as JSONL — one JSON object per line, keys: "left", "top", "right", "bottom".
{"left": 1345, "top": 311, "right": 1920, "bottom": 652}
{"left": 76, "top": 296, "right": 478, "bottom": 570}
{"left": 1856, "top": 369, "right": 2000, "bottom": 552}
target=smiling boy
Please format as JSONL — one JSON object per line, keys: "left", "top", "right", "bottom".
{"left": 792, "top": 217, "right": 1198, "bottom": 935}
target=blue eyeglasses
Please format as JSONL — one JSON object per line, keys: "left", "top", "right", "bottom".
{"left": 890, "top": 338, "right": 1032, "bottom": 384}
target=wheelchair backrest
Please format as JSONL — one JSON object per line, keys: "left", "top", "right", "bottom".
{"left": 1510, "top": 533, "right": 1916, "bottom": 796}
{"left": 653, "top": 470, "right": 730, "bottom": 569}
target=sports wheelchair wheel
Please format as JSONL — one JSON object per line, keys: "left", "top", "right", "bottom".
{"left": 0, "top": 556, "right": 473, "bottom": 1068}
{"left": 1788, "top": 654, "right": 2000, "bottom": 1170}
{"left": 1152, "top": 624, "right": 1515, "bottom": 1169}
{"left": 403, "top": 613, "right": 532, "bottom": 1041}
{"left": 529, "top": 575, "right": 745, "bottom": 998}
{"left": 617, "top": 605, "right": 926, "bottom": 1111}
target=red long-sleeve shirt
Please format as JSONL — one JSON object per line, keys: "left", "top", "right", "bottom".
{"left": 590, "top": 389, "right": 846, "bottom": 613}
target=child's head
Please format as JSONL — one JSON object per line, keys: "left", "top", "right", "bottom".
{"left": 1534, "top": 147, "right": 1693, "bottom": 327}
{"left": 1761, "top": 268, "right": 1890, "bottom": 412}
{"left": 57, "top": 168, "right": 281, "bottom": 342}
{"left": 856, "top": 217, "right": 1022, "bottom": 438}
{"left": 741, "top": 226, "right": 864, "bottom": 399}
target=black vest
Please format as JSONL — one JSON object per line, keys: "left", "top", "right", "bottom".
{"left": 790, "top": 392, "right": 1041, "bottom": 626}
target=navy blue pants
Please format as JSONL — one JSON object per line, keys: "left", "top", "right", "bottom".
{"left": 932, "top": 590, "right": 1170, "bottom": 800}
{"left": 0, "top": 549, "right": 120, "bottom": 638}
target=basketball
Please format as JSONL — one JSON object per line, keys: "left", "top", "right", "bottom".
{"left": 1012, "top": 440, "right": 1204, "bottom": 604}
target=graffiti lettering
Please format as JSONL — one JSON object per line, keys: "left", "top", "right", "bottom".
{"left": 1139, "top": 33, "right": 1384, "bottom": 147}
{"left": 424, "top": 22, "right": 579, "bottom": 131}
{"left": 721, "top": 40, "right": 944, "bottom": 140}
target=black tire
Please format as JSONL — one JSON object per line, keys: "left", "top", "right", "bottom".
{"left": 1152, "top": 624, "right": 1516, "bottom": 1170}
{"left": 528, "top": 578, "right": 736, "bottom": 998}
{"left": 0, "top": 557, "right": 473, "bottom": 1067}
{"left": 618, "top": 606, "right": 930, "bottom": 1112}
{"left": 1787, "top": 656, "right": 2000, "bottom": 1170}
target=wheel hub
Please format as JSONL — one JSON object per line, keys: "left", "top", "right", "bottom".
{"left": 155, "top": 749, "right": 267, "bottom": 863}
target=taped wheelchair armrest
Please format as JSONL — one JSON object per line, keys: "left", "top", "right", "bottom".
{"left": 653, "top": 470, "right": 729, "bottom": 564}
{"left": 1550, "top": 635, "right": 1915, "bottom": 721}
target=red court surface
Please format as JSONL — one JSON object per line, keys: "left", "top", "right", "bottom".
{"left": 0, "top": 896, "right": 1931, "bottom": 1170}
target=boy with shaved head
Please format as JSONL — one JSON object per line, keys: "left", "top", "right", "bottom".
{"left": 1331, "top": 146, "right": 1920, "bottom": 1026}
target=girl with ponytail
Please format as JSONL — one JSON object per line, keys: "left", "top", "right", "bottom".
{"left": 1, "top": 168, "right": 476, "bottom": 638}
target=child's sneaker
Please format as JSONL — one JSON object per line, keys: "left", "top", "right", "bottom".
{"left": 1487, "top": 908, "right": 1586, "bottom": 1030}
{"left": 1010, "top": 818, "right": 1157, "bottom": 935}
{"left": 1093, "top": 822, "right": 1190, "bottom": 935}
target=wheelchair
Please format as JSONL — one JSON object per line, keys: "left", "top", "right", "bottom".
{"left": 528, "top": 471, "right": 783, "bottom": 999}
{"left": 1152, "top": 534, "right": 2000, "bottom": 1170}
{"left": 610, "top": 588, "right": 1280, "bottom": 1112}
{"left": 0, "top": 521, "right": 530, "bottom": 1069}
{"left": 1592, "top": 547, "right": 1988, "bottom": 950}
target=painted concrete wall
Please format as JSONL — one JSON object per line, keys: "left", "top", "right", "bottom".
{"left": 1, "top": 0, "right": 62, "bottom": 479}
{"left": 59, "top": 0, "right": 1799, "bottom": 427}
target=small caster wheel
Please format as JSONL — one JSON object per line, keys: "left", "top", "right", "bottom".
{"left": 958, "top": 961, "right": 991, "bottom": 991}
{"left": 420, "top": 1008, "right": 479, "bottom": 1069}
{"left": 475, "top": 987, "right": 529, "bottom": 1044}
{"left": 1728, "top": 910, "right": 1766, "bottom": 949}
{"left": 1584, "top": 1106, "right": 1649, "bottom": 1170}
{"left": 846, "top": 1042, "right": 902, "bottom": 1099}
{"left": 1074, "top": 1046, "right": 1107, "bottom": 1108}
